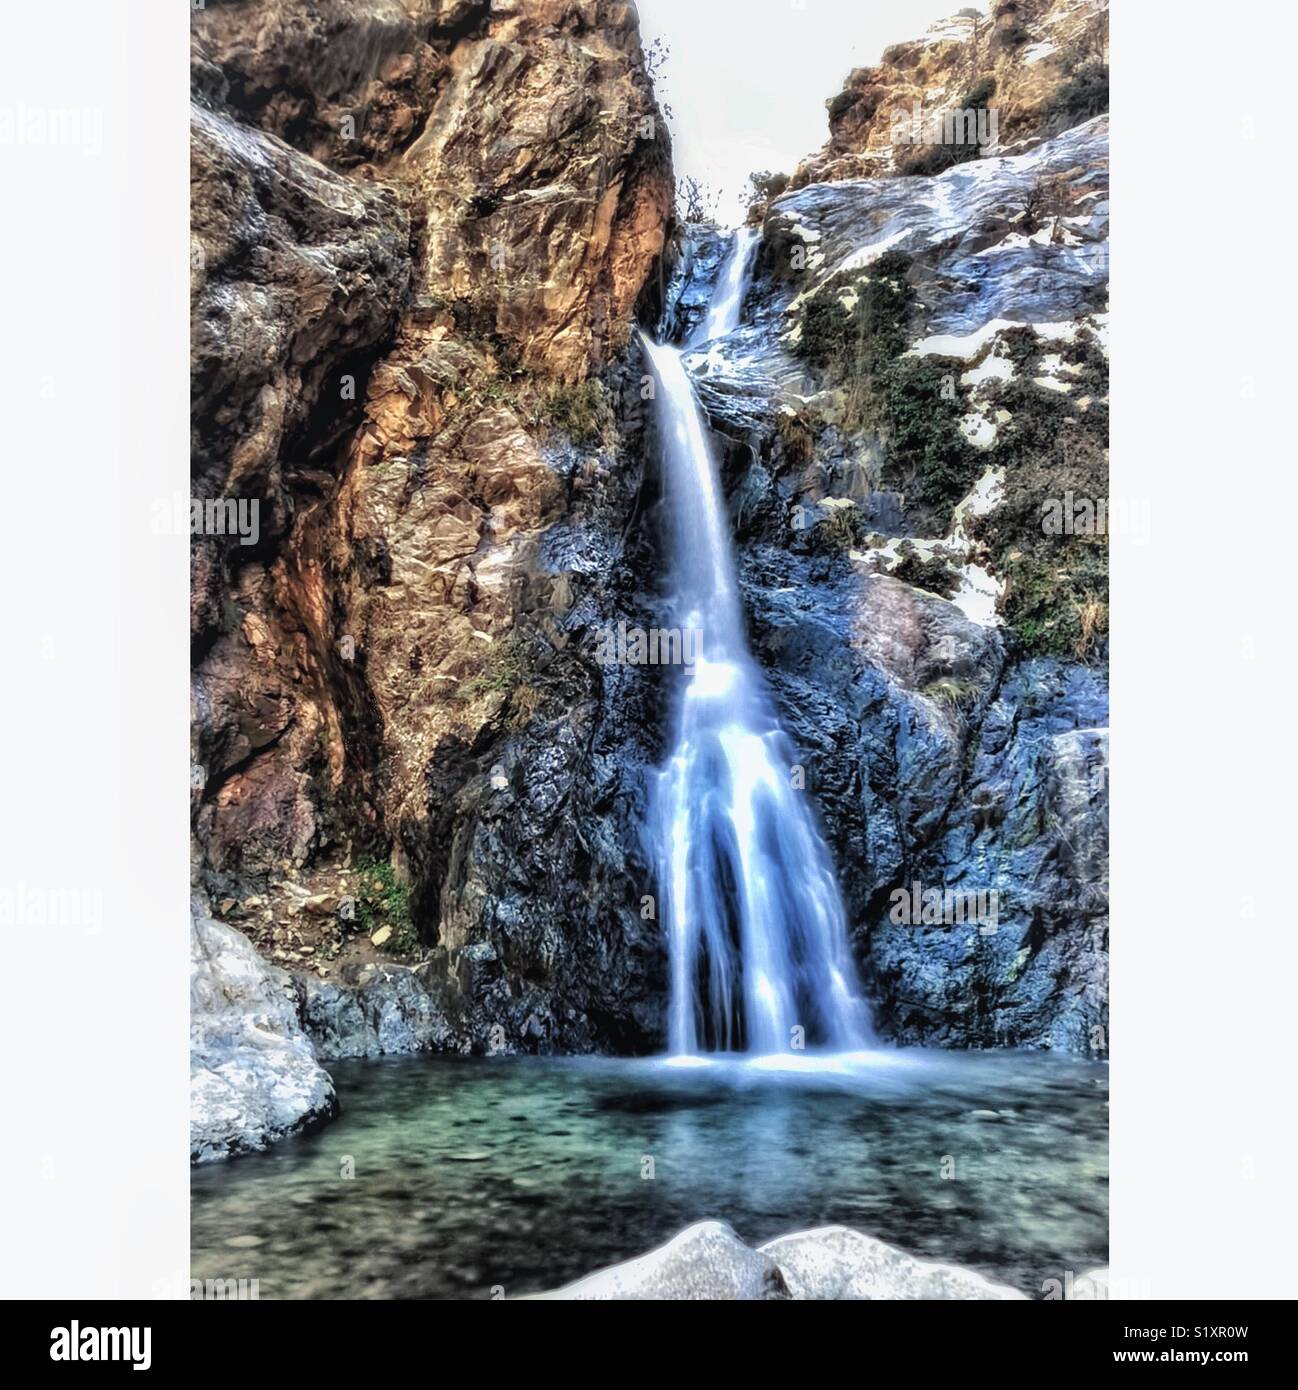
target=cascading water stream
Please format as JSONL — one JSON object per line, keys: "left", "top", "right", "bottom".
{"left": 643, "top": 231, "right": 872, "bottom": 1059}
{"left": 688, "top": 227, "right": 760, "bottom": 346}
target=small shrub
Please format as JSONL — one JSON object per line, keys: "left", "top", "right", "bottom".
{"left": 1061, "top": 327, "right": 1109, "bottom": 395}
{"left": 1048, "top": 60, "right": 1108, "bottom": 126}
{"left": 878, "top": 356, "right": 980, "bottom": 519}
{"left": 1019, "top": 173, "right": 1071, "bottom": 237}
{"left": 507, "top": 683, "right": 544, "bottom": 729}
{"left": 897, "top": 141, "right": 977, "bottom": 178}
{"left": 896, "top": 77, "right": 995, "bottom": 177}
{"left": 797, "top": 294, "right": 853, "bottom": 368}
{"left": 542, "top": 379, "right": 611, "bottom": 446}
{"left": 1074, "top": 592, "right": 1108, "bottom": 661}
{"left": 774, "top": 409, "right": 816, "bottom": 468}
{"left": 964, "top": 76, "right": 997, "bottom": 109}
{"left": 922, "top": 676, "right": 981, "bottom": 709}
{"left": 892, "top": 547, "right": 961, "bottom": 598}
{"left": 998, "top": 549, "right": 1108, "bottom": 659}
{"left": 457, "top": 632, "right": 526, "bottom": 701}
{"left": 820, "top": 501, "right": 866, "bottom": 550}
{"left": 354, "top": 858, "right": 417, "bottom": 954}
{"left": 746, "top": 168, "right": 790, "bottom": 213}
{"left": 992, "top": 19, "right": 1031, "bottom": 52}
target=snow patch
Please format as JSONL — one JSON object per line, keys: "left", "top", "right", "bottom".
{"left": 961, "top": 353, "right": 1014, "bottom": 390}
{"left": 959, "top": 413, "right": 997, "bottom": 449}
{"left": 836, "top": 229, "right": 911, "bottom": 275}
{"left": 951, "top": 466, "right": 1005, "bottom": 543}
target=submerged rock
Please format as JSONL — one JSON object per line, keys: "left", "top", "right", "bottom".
{"left": 538, "top": 1220, "right": 1026, "bottom": 1300}
{"left": 190, "top": 907, "right": 336, "bottom": 1164}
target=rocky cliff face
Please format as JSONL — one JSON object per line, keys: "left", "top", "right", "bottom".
{"left": 790, "top": 0, "right": 1108, "bottom": 188}
{"left": 190, "top": 0, "right": 675, "bottom": 1090}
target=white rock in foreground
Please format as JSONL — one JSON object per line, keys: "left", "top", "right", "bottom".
{"left": 760, "top": 1225, "right": 1026, "bottom": 1300}
{"left": 538, "top": 1222, "right": 789, "bottom": 1300}
{"left": 537, "top": 1220, "right": 1028, "bottom": 1300}
{"left": 190, "top": 906, "right": 336, "bottom": 1164}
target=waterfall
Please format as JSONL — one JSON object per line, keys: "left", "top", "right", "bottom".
{"left": 642, "top": 243, "right": 872, "bottom": 1059}
{"left": 688, "top": 227, "right": 759, "bottom": 346}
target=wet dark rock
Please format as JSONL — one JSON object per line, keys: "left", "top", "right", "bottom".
{"left": 658, "top": 222, "right": 728, "bottom": 344}
{"left": 294, "top": 961, "right": 459, "bottom": 1059}
{"left": 868, "top": 660, "right": 1109, "bottom": 1053}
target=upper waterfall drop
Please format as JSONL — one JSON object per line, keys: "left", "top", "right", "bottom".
{"left": 688, "top": 227, "right": 759, "bottom": 346}
{"left": 641, "top": 234, "right": 872, "bottom": 1059}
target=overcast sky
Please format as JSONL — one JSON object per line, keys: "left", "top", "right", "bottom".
{"left": 635, "top": 0, "right": 963, "bottom": 226}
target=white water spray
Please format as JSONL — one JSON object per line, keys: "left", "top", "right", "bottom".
{"left": 643, "top": 236, "right": 871, "bottom": 1058}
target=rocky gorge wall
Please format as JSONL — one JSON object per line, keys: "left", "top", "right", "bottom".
{"left": 190, "top": 0, "right": 1109, "bottom": 1162}
{"left": 190, "top": 0, "right": 681, "bottom": 1159}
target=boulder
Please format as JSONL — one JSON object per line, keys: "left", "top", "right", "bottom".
{"left": 538, "top": 1221, "right": 1030, "bottom": 1300}
{"left": 759, "top": 1226, "right": 1026, "bottom": 1300}
{"left": 190, "top": 907, "right": 336, "bottom": 1163}
{"left": 295, "top": 962, "right": 459, "bottom": 1059}
{"left": 538, "top": 1222, "right": 789, "bottom": 1301}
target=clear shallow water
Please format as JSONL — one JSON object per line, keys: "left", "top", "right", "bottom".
{"left": 191, "top": 1051, "right": 1107, "bottom": 1300}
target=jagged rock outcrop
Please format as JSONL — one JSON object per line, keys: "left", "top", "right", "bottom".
{"left": 294, "top": 961, "right": 458, "bottom": 1059}
{"left": 791, "top": 0, "right": 1109, "bottom": 188}
{"left": 538, "top": 1220, "right": 1025, "bottom": 1300}
{"left": 190, "top": 1, "right": 471, "bottom": 169}
{"left": 868, "top": 660, "right": 1108, "bottom": 1050}
{"left": 399, "top": 0, "right": 673, "bottom": 380}
{"left": 190, "top": 906, "right": 336, "bottom": 1163}
{"left": 190, "top": 0, "right": 676, "bottom": 1074}
{"left": 190, "top": 99, "right": 412, "bottom": 877}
